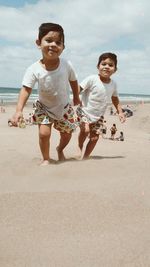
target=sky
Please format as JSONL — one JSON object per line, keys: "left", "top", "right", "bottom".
{"left": 0, "top": 0, "right": 150, "bottom": 95}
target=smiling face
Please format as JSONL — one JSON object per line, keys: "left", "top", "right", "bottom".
{"left": 36, "top": 31, "right": 64, "bottom": 61}
{"left": 98, "top": 57, "right": 116, "bottom": 83}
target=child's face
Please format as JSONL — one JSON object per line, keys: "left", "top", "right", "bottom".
{"left": 36, "top": 31, "right": 64, "bottom": 60}
{"left": 98, "top": 58, "right": 116, "bottom": 83}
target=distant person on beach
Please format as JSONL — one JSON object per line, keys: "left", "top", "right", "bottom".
{"left": 101, "top": 120, "right": 107, "bottom": 138}
{"left": 77, "top": 52, "right": 125, "bottom": 159}
{"left": 0, "top": 99, "right": 5, "bottom": 113}
{"left": 117, "top": 131, "right": 124, "bottom": 141}
{"left": 11, "top": 22, "right": 81, "bottom": 165}
{"left": 28, "top": 113, "right": 33, "bottom": 125}
{"left": 110, "top": 106, "right": 113, "bottom": 115}
{"left": 110, "top": 123, "right": 117, "bottom": 140}
{"left": 0, "top": 106, "right": 5, "bottom": 113}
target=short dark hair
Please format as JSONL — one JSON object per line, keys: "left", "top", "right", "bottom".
{"left": 38, "top": 22, "right": 65, "bottom": 44}
{"left": 97, "top": 52, "right": 117, "bottom": 69}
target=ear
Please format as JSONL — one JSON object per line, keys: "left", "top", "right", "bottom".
{"left": 36, "top": 39, "right": 41, "bottom": 48}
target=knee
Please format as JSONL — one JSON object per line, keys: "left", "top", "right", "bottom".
{"left": 39, "top": 131, "right": 50, "bottom": 140}
{"left": 80, "top": 122, "right": 90, "bottom": 134}
{"left": 60, "top": 131, "right": 72, "bottom": 140}
{"left": 80, "top": 128, "right": 89, "bottom": 137}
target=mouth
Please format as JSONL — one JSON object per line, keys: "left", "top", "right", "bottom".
{"left": 102, "top": 70, "right": 110, "bottom": 74}
{"left": 48, "top": 49, "right": 57, "bottom": 53}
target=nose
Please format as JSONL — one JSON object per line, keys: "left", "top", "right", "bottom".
{"left": 50, "top": 41, "right": 57, "bottom": 46}
{"left": 103, "top": 65, "right": 110, "bottom": 70}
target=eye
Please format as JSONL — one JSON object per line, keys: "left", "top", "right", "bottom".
{"left": 45, "top": 38, "right": 52, "bottom": 43}
{"left": 56, "top": 41, "right": 62, "bottom": 46}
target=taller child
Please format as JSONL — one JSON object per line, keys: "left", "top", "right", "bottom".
{"left": 11, "top": 23, "right": 81, "bottom": 165}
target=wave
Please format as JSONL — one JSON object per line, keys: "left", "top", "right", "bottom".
{"left": 0, "top": 87, "right": 150, "bottom": 104}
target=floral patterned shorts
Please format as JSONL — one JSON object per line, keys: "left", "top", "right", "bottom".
{"left": 76, "top": 105, "right": 102, "bottom": 134}
{"left": 32, "top": 100, "right": 78, "bottom": 134}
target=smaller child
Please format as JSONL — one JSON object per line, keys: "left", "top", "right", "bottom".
{"left": 77, "top": 52, "right": 125, "bottom": 159}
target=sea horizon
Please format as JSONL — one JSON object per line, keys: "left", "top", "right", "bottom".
{"left": 0, "top": 86, "right": 150, "bottom": 104}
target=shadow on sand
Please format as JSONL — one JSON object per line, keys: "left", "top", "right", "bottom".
{"left": 57, "top": 155, "right": 125, "bottom": 164}
{"left": 90, "top": 155, "right": 125, "bottom": 160}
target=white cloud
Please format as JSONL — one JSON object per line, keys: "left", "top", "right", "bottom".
{"left": 0, "top": 0, "right": 150, "bottom": 93}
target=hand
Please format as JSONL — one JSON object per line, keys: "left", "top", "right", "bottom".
{"left": 119, "top": 112, "right": 126, "bottom": 123}
{"left": 10, "top": 111, "right": 23, "bottom": 127}
{"left": 73, "top": 98, "right": 82, "bottom": 106}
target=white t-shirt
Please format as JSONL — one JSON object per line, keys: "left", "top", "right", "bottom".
{"left": 22, "top": 58, "right": 77, "bottom": 119}
{"left": 80, "top": 74, "right": 118, "bottom": 122}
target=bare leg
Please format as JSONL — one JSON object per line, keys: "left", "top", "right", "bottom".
{"left": 111, "top": 134, "right": 114, "bottom": 140}
{"left": 78, "top": 130, "right": 88, "bottom": 152}
{"left": 38, "top": 124, "right": 52, "bottom": 165}
{"left": 56, "top": 132, "right": 72, "bottom": 161}
{"left": 83, "top": 133, "right": 100, "bottom": 159}
{"left": 78, "top": 122, "right": 89, "bottom": 152}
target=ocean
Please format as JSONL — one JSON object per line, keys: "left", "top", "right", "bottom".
{"left": 0, "top": 87, "right": 150, "bottom": 104}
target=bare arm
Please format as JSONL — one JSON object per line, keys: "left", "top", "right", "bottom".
{"left": 69, "top": 80, "right": 81, "bottom": 106}
{"left": 112, "top": 96, "right": 126, "bottom": 123}
{"left": 11, "top": 86, "right": 32, "bottom": 126}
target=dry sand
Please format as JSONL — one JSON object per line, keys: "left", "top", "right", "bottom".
{"left": 0, "top": 102, "right": 150, "bottom": 266}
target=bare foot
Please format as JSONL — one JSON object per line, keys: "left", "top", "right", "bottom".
{"left": 39, "top": 160, "right": 50, "bottom": 166}
{"left": 39, "top": 158, "right": 57, "bottom": 166}
{"left": 75, "top": 146, "right": 83, "bottom": 160}
{"left": 83, "top": 156, "right": 90, "bottom": 160}
{"left": 56, "top": 146, "right": 66, "bottom": 161}
{"left": 49, "top": 158, "right": 57, "bottom": 164}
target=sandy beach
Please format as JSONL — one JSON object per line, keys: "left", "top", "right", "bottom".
{"left": 0, "top": 102, "right": 150, "bottom": 266}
